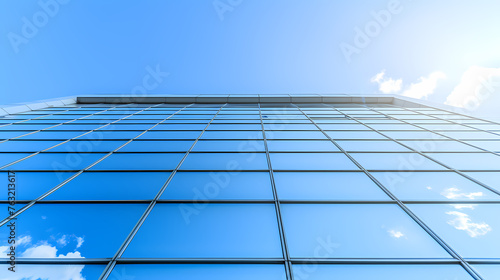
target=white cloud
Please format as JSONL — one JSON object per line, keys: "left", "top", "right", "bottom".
{"left": 371, "top": 70, "right": 402, "bottom": 93}
{"left": 388, "top": 229, "right": 405, "bottom": 239}
{"left": 57, "top": 235, "right": 68, "bottom": 246}
{"left": 402, "top": 71, "right": 446, "bottom": 99}
{"left": 441, "top": 187, "right": 483, "bottom": 200}
{"left": 446, "top": 211, "right": 491, "bottom": 237}
{"left": 445, "top": 66, "right": 500, "bottom": 109}
{"left": 76, "top": 236, "right": 84, "bottom": 248}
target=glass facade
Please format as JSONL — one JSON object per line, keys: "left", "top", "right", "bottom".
{"left": 1, "top": 99, "right": 500, "bottom": 279}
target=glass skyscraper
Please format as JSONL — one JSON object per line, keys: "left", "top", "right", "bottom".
{"left": 1, "top": 94, "right": 500, "bottom": 279}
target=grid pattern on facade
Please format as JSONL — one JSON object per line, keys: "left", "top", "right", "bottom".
{"left": 1, "top": 102, "right": 500, "bottom": 279}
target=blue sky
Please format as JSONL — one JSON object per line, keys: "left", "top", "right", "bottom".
{"left": 1, "top": 0, "right": 500, "bottom": 117}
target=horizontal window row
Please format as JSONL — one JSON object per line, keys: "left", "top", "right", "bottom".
{"left": 2, "top": 203, "right": 500, "bottom": 260}
{"left": 2, "top": 171, "right": 499, "bottom": 202}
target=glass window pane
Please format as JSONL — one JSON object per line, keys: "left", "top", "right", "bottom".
{"left": 0, "top": 171, "right": 75, "bottom": 200}
{"left": 151, "top": 124, "right": 206, "bottom": 130}
{"left": 0, "top": 153, "right": 32, "bottom": 167}
{"left": 336, "top": 140, "right": 410, "bottom": 152}
{"left": 464, "top": 172, "right": 500, "bottom": 193}
{"left": 281, "top": 204, "right": 450, "bottom": 258}
{"left": 4, "top": 153, "right": 105, "bottom": 171}
{"left": 201, "top": 131, "right": 263, "bottom": 140}
{"left": 138, "top": 131, "right": 201, "bottom": 140}
{"left": 292, "top": 264, "right": 473, "bottom": 280}
{"left": 47, "top": 172, "right": 170, "bottom": 200}
{"left": 207, "top": 124, "right": 262, "bottom": 130}
{"left": 192, "top": 140, "right": 265, "bottom": 152}
{"left": 267, "top": 140, "right": 339, "bottom": 152}
{"left": 472, "top": 264, "right": 500, "bottom": 279}
{"left": 465, "top": 140, "right": 500, "bottom": 152}
{"left": 0, "top": 264, "right": 106, "bottom": 280}
{"left": 79, "top": 131, "right": 143, "bottom": 140}
{"left": 18, "top": 131, "right": 86, "bottom": 140}
{"left": 425, "top": 153, "right": 500, "bottom": 170}
{"left": 109, "top": 264, "right": 286, "bottom": 280}
{"left": 274, "top": 172, "right": 389, "bottom": 200}
{"left": 270, "top": 153, "right": 359, "bottom": 170}
{"left": 350, "top": 153, "right": 446, "bottom": 170}
{"left": 123, "top": 204, "right": 282, "bottom": 258}
{"left": 266, "top": 131, "right": 327, "bottom": 140}
{"left": 409, "top": 204, "right": 500, "bottom": 258}
{"left": 326, "top": 131, "right": 388, "bottom": 140}
{"left": 372, "top": 172, "right": 500, "bottom": 201}
{"left": 380, "top": 131, "right": 446, "bottom": 140}
{"left": 90, "top": 153, "right": 184, "bottom": 170}
{"left": 401, "top": 140, "right": 482, "bottom": 152}
{"left": 180, "top": 153, "right": 268, "bottom": 170}
{"left": 117, "top": 140, "right": 193, "bottom": 152}
{"left": 0, "top": 140, "right": 62, "bottom": 152}
{"left": 0, "top": 204, "right": 146, "bottom": 258}
{"left": 48, "top": 140, "right": 127, "bottom": 152}
{"left": 161, "top": 172, "right": 273, "bottom": 200}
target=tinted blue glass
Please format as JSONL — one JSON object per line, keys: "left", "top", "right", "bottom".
{"left": 472, "top": 265, "right": 500, "bottom": 279}
{"left": 0, "top": 204, "right": 146, "bottom": 258}
{"left": 270, "top": 153, "right": 359, "bottom": 170}
{"left": 409, "top": 204, "right": 500, "bottom": 258}
{"left": 98, "top": 124, "right": 152, "bottom": 131}
{"left": 267, "top": 140, "right": 339, "bottom": 152}
{"left": 151, "top": 124, "right": 207, "bottom": 130}
{"left": 465, "top": 140, "right": 500, "bottom": 151}
{"left": 192, "top": 140, "right": 265, "bottom": 152}
{"left": 180, "top": 153, "right": 268, "bottom": 170}
{"left": 47, "top": 124, "right": 103, "bottom": 131}
{"left": 336, "top": 140, "right": 410, "bottom": 152}
{"left": 47, "top": 172, "right": 170, "bottom": 200}
{"left": 372, "top": 172, "right": 500, "bottom": 201}
{"left": 439, "top": 131, "right": 500, "bottom": 140}
{"left": 281, "top": 204, "right": 450, "bottom": 258}
{"left": 47, "top": 140, "right": 127, "bottom": 152}
{"left": 207, "top": 124, "right": 262, "bottom": 130}
{"left": 124, "top": 204, "right": 282, "bottom": 258}
{"left": 380, "top": 131, "right": 445, "bottom": 140}
{"left": 263, "top": 124, "right": 317, "bottom": 130}
{"left": 0, "top": 131, "right": 32, "bottom": 140}
{"left": 400, "top": 140, "right": 481, "bottom": 152}
{"left": 292, "top": 264, "right": 473, "bottom": 280}
{"left": 0, "top": 140, "right": 61, "bottom": 152}
{"left": 138, "top": 131, "right": 201, "bottom": 140}
{"left": 81, "top": 130, "right": 143, "bottom": 140}
{"left": 425, "top": 153, "right": 500, "bottom": 170}
{"left": 110, "top": 264, "right": 286, "bottom": 280}
{"left": 265, "top": 131, "right": 327, "bottom": 140}
{"left": 350, "top": 153, "right": 446, "bottom": 170}
{"left": 17, "top": 131, "right": 85, "bottom": 140}
{"left": 0, "top": 124, "right": 53, "bottom": 130}
{"left": 464, "top": 172, "right": 500, "bottom": 193}
{"left": 0, "top": 264, "right": 106, "bottom": 280}
{"left": 0, "top": 171, "right": 75, "bottom": 200}
{"left": 117, "top": 140, "right": 194, "bottom": 152}
{"left": 161, "top": 172, "right": 273, "bottom": 200}
{"left": 90, "top": 153, "right": 184, "bottom": 170}
{"left": 318, "top": 124, "right": 371, "bottom": 130}
{"left": 274, "top": 172, "right": 389, "bottom": 200}
{"left": 5, "top": 153, "right": 105, "bottom": 171}
{"left": 326, "top": 131, "right": 388, "bottom": 140}
{"left": 201, "top": 131, "right": 263, "bottom": 140}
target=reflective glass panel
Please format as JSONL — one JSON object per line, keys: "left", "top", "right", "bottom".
{"left": 292, "top": 264, "right": 473, "bottom": 280}
{"left": 180, "top": 153, "right": 268, "bottom": 170}
{"left": 0, "top": 204, "right": 146, "bottom": 258}
{"left": 400, "top": 140, "right": 481, "bottom": 152}
{"left": 274, "top": 172, "right": 389, "bottom": 200}
{"left": 409, "top": 204, "right": 500, "bottom": 258}
{"left": 0, "top": 140, "right": 61, "bottom": 152}
{"left": 472, "top": 264, "right": 500, "bottom": 279}
{"left": 270, "top": 153, "right": 359, "bottom": 170}
{"left": 90, "top": 153, "right": 184, "bottom": 170}
{"left": 161, "top": 172, "right": 273, "bottom": 200}
{"left": 425, "top": 153, "right": 500, "bottom": 170}
{"left": 372, "top": 172, "right": 500, "bottom": 201}
{"left": 336, "top": 140, "right": 410, "bottom": 152}
{"left": 0, "top": 264, "right": 106, "bottom": 280}
{"left": 201, "top": 131, "right": 263, "bottom": 140}
{"left": 281, "top": 204, "right": 450, "bottom": 258}
{"left": 192, "top": 140, "right": 265, "bottom": 152}
{"left": 4, "top": 153, "right": 105, "bottom": 171}
{"left": 109, "top": 264, "right": 286, "bottom": 280}
{"left": 464, "top": 172, "right": 500, "bottom": 193}
{"left": 47, "top": 140, "right": 127, "bottom": 152}
{"left": 0, "top": 171, "right": 75, "bottom": 200}
{"left": 138, "top": 131, "right": 201, "bottom": 140}
{"left": 267, "top": 140, "right": 339, "bottom": 152}
{"left": 47, "top": 172, "right": 170, "bottom": 200}
{"left": 124, "top": 204, "right": 282, "bottom": 258}
{"left": 350, "top": 153, "right": 446, "bottom": 170}
{"left": 117, "top": 140, "right": 193, "bottom": 152}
